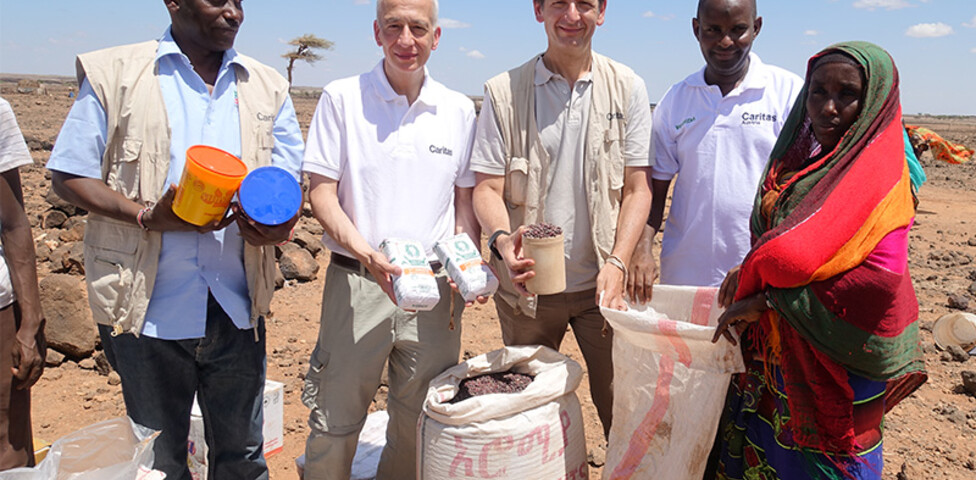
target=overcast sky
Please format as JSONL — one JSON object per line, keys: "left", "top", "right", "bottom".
{"left": 1, "top": 0, "right": 974, "bottom": 114}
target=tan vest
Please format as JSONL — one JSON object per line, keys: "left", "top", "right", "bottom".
{"left": 484, "top": 52, "right": 635, "bottom": 316}
{"left": 76, "top": 40, "right": 288, "bottom": 336}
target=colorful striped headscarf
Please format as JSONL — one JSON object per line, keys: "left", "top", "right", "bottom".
{"left": 735, "top": 41, "right": 927, "bottom": 456}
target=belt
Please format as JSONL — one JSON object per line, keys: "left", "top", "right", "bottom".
{"left": 330, "top": 252, "right": 442, "bottom": 274}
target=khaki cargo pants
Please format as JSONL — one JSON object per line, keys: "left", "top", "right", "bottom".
{"left": 302, "top": 261, "right": 463, "bottom": 480}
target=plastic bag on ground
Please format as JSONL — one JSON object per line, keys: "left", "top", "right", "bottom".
{"left": 0, "top": 417, "right": 162, "bottom": 480}
{"left": 600, "top": 285, "right": 745, "bottom": 480}
{"left": 419, "top": 345, "right": 589, "bottom": 480}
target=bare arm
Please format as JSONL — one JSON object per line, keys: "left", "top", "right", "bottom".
{"left": 472, "top": 173, "right": 534, "bottom": 295}
{"left": 453, "top": 186, "right": 480, "bottom": 245}
{"left": 1, "top": 168, "right": 44, "bottom": 388}
{"left": 626, "top": 177, "right": 671, "bottom": 303}
{"left": 51, "top": 172, "right": 234, "bottom": 233}
{"left": 598, "top": 166, "right": 652, "bottom": 309}
{"left": 307, "top": 173, "right": 399, "bottom": 301}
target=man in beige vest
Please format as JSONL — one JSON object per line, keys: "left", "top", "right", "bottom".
{"left": 471, "top": 0, "right": 653, "bottom": 438}
{"left": 46, "top": 1, "right": 303, "bottom": 478}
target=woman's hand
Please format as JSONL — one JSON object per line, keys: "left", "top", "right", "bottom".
{"left": 718, "top": 264, "right": 741, "bottom": 308}
{"left": 712, "top": 291, "right": 769, "bottom": 345}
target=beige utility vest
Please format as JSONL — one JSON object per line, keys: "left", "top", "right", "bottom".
{"left": 484, "top": 52, "right": 635, "bottom": 316}
{"left": 76, "top": 40, "right": 288, "bottom": 336}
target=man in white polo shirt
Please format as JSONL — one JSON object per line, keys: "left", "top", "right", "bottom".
{"left": 471, "top": 0, "right": 653, "bottom": 438}
{"left": 300, "top": 0, "right": 479, "bottom": 478}
{"left": 626, "top": 0, "right": 803, "bottom": 300}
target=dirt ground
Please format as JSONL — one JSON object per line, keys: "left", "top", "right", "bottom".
{"left": 3, "top": 83, "right": 976, "bottom": 479}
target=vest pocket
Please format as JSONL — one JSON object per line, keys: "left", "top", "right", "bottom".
{"left": 84, "top": 219, "right": 140, "bottom": 325}
{"left": 505, "top": 156, "right": 529, "bottom": 206}
{"left": 107, "top": 137, "right": 143, "bottom": 200}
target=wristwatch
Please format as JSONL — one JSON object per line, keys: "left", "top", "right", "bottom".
{"left": 487, "top": 229, "right": 510, "bottom": 261}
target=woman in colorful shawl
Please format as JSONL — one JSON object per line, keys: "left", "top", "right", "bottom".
{"left": 709, "top": 41, "right": 927, "bottom": 480}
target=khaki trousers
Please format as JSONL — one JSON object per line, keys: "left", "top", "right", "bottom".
{"left": 302, "top": 262, "right": 463, "bottom": 480}
{"left": 496, "top": 288, "right": 614, "bottom": 437}
{"left": 0, "top": 303, "right": 33, "bottom": 470}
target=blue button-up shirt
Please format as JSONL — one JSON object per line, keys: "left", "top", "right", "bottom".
{"left": 47, "top": 28, "right": 304, "bottom": 340}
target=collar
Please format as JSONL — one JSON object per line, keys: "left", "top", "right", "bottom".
{"left": 156, "top": 27, "right": 246, "bottom": 75}
{"left": 688, "top": 52, "right": 767, "bottom": 92}
{"left": 369, "top": 59, "right": 436, "bottom": 106}
{"left": 534, "top": 54, "right": 593, "bottom": 86}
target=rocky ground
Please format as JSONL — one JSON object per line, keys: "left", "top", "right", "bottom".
{"left": 3, "top": 82, "right": 975, "bottom": 479}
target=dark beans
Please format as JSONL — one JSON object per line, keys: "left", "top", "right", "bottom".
{"left": 449, "top": 371, "right": 534, "bottom": 403}
{"left": 523, "top": 222, "right": 563, "bottom": 240}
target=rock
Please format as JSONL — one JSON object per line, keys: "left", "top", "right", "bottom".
{"left": 39, "top": 274, "right": 96, "bottom": 358}
{"left": 78, "top": 358, "right": 96, "bottom": 370}
{"left": 23, "top": 134, "right": 54, "bottom": 151}
{"left": 107, "top": 371, "right": 122, "bottom": 386}
{"left": 969, "top": 281, "right": 976, "bottom": 297}
{"left": 45, "top": 369, "right": 62, "bottom": 381}
{"left": 274, "top": 263, "right": 285, "bottom": 289}
{"left": 45, "top": 188, "right": 83, "bottom": 217}
{"left": 303, "top": 219, "right": 324, "bottom": 236}
{"left": 963, "top": 371, "right": 976, "bottom": 396}
{"left": 34, "top": 240, "right": 52, "bottom": 262}
{"left": 587, "top": 442, "right": 607, "bottom": 468}
{"left": 941, "top": 351, "right": 953, "bottom": 362}
{"left": 93, "top": 350, "right": 112, "bottom": 375}
{"left": 969, "top": 269, "right": 976, "bottom": 282}
{"left": 948, "top": 345, "right": 971, "bottom": 362}
{"left": 969, "top": 236, "right": 976, "bottom": 247}
{"left": 292, "top": 228, "right": 323, "bottom": 257}
{"left": 45, "top": 349, "right": 65, "bottom": 367}
{"left": 42, "top": 209, "right": 68, "bottom": 229}
{"left": 49, "top": 242, "right": 84, "bottom": 275}
{"left": 278, "top": 246, "right": 319, "bottom": 282}
{"left": 949, "top": 294, "right": 971, "bottom": 310}
{"left": 58, "top": 219, "right": 86, "bottom": 243}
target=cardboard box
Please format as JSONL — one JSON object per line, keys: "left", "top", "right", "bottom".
{"left": 188, "top": 379, "right": 285, "bottom": 479}
{"left": 262, "top": 379, "right": 285, "bottom": 457}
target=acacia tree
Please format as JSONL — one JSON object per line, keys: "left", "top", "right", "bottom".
{"left": 282, "top": 34, "right": 334, "bottom": 85}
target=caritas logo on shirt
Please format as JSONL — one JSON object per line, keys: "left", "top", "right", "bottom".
{"left": 741, "top": 112, "right": 777, "bottom": 126}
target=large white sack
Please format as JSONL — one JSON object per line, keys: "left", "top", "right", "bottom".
{"left": 419, "top": 345, "right": 589, "bottom": 480}
{"left": 600, "top": 286, "right": 745, "bottom": 480}
{"left": 0, "top": 417, "right": 161, "bottom": 480}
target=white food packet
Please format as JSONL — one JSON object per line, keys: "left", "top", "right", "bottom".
{"left": 433, "top": 233, "right": 499, "bottom": 302}
{"left": 380, "top": 238, "right": 441, "bottom": 311}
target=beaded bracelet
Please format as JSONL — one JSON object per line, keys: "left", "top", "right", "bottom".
{"left": 136, "top": 206, "right": 152, "bottom": 231}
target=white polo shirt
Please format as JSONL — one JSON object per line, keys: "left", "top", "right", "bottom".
{"left": 303, "top": 61, "right": 476, "bottom": 260}
{"left": 0, "top": 97, "right": 33, "bottom": 309}
{"left": 472, "top": 56, "right": 652, "bottom": 292}
{"left": 652, "top": 53, "right": 803, "bottom": 287}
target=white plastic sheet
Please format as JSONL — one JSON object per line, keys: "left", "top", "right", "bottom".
{"left": 0, "top": 417, "right": 162, "bottom": 480}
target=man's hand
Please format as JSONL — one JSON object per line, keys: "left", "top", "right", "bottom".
{"left": 718, "top": 265, "right": 742, "bottom": 308}
{"left": 11, "top": 326, "right": 45, "bottom": 389}
{"left": 143, "top": 184, "right": 238, "bottom": 233}
{"left": 232, "top": 204, "right": 300, "bottom": 246}
{"left": 597, "top": 263, "right": 627, "bottom": 311}
{"left": 449, "top": 262, "right": 497, "bottom": 307}
{"left": 626, "top": 225, "right": 657, "bottom": 304}
{"left": 496, "top": 227, "right": 535, "bottom": 296}
{"left": 360, "top": 250, "right": 402, "bottom": 305}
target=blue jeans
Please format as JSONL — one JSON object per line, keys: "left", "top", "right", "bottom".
{"left": 99, "top": 293, "right": 268, "bottom": 480}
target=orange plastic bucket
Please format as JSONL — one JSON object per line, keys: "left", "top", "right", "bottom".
{"left": 172, "top": 145, "right": 248, "bottom": 226}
